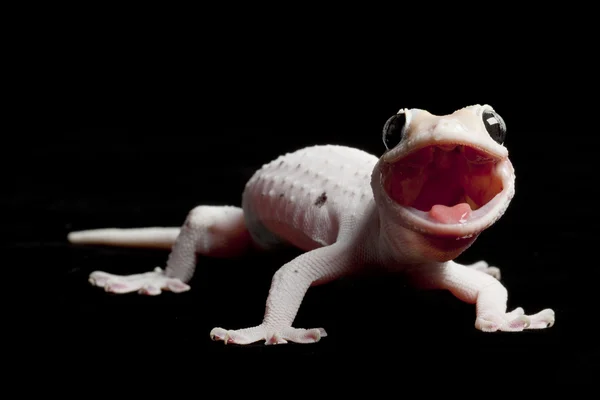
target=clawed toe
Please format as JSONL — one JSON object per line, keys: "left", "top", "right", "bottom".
{"left": 528, "top": 309, "right": 555, "bottom": 329}
{"left": 105, "top": 281, "right": 136, "bottom": 294}
{"left": 209, "top": 327, "right": 227, "bottom": 341}
{"left": 505, "top": 315, "right": 531, "bottom": 331}
{"left": 281, "top": 327, "right": 326, "bottom": 343}
{"left": 485, "top": 267, "right": 501, "bottom": 280}
{"left": 476, "top": 314, "right": 505, "bottom": 332}
{"left": 166, "top": 280, "right": 190, "bottom": 293}
{"left": 210, "top": 327, "right": 262, "bottom": 345}
{"left": 266, "top": 333, "right": 288, "bottom": 345}
{"left": 468, "top": 261, "right": 502, "bottom": 280}
{"left": 89, "top": 271, "right": 111, "bottom": 287}
{"left": 138, "top": 284, "right": 161, "bottom": 295}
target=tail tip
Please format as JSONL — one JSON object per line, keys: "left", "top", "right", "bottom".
{"left": 67, "top": 231, "right": 82, "bottom": 243}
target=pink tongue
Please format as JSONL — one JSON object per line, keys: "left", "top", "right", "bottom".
{"left": 429, "top": 203, "right": 472, "bottom": 224}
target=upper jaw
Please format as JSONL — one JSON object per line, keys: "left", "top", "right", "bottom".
{"left": 383, "top": 138, "right": 507, "bottom": 165}
{"left": 379, "top": 142, "right": 515, "bottom": 239}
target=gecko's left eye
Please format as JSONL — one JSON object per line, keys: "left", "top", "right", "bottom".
{"left": 482, "top": 109, "right": 507, "bottom": 144}
{"left": 382, "top": 110, "right": 407, "bottom": 150}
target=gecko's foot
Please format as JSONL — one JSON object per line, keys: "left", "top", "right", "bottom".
{"left": 467, "top": 260, "right": 501, "bottom": 280}
{"left": 88, "top": 267, "right": 190, "bottom": 295}
{"left": 210, "top": 324, "right": 327, "bottom": 345}
{"left": 475, "top": 307, "right": 555, "bottom": 332}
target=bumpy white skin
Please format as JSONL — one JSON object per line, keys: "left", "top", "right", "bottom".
{"left": 69, "top": 104, "right": 555, "bottom": 344}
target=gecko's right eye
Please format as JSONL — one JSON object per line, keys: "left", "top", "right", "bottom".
{"left": 382, "top": 110, "right": 407, "bottom": 150}
{"left": 482, "top": 109, "right": 507, "bottom": 145}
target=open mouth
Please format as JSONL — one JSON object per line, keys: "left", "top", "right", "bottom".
{"left": 382, "top": 144, "right": 507, "bottom": 225}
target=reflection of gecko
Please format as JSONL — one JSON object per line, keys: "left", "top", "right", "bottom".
{"left": 68, "top": 104, "right": 555, "bottom": 345}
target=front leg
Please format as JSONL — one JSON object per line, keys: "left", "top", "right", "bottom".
{"left": 419, "top": 261, "right": 555, "bottom": 332}
{"left": 211, "top": 242, "right": 359, "bottom": 345}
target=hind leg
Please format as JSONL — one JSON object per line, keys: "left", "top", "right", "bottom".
{"left": 89, "top": 205, "right": 253, "bottom": 295}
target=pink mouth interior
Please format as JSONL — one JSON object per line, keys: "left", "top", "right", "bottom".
{"left": 383, "top": 145, "right": 503, "bottom": 224}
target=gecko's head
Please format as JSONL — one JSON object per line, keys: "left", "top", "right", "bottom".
{"left": 373, "top": 104, "right": 515, "bottom": 260}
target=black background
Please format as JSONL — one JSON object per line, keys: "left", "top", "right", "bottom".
{"left": 6, "top": 16, "right": 597, "bottom": 390}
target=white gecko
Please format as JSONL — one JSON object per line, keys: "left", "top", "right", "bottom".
{"left": 68, "top": 104, "right": 555, "bottom": 345}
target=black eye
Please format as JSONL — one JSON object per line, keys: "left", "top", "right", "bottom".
{"left": 382, "top": 111, "right": 407, "bottom": 150}
{"left": 482, "top": 109, "right": 507, "bottom": 144}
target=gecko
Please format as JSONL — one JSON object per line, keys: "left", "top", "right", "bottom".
{"left": 67, "top": 104, "right": 555, "bottom": 345}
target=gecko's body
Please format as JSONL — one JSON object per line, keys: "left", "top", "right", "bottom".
{"left": 68, "top": 105, "right": 555, "bottom": 344}
{"left": 244, "top": 145, "right": 377, "bottom": 251}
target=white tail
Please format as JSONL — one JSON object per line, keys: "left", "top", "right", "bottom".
{"left": 67, "top": 227, "right": 181, "bottom": 250}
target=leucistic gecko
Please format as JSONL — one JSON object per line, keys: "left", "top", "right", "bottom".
{"left": 68, "top": 105, "right": 555, "bottom": 345}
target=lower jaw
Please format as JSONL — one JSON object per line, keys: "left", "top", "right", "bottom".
{"left": 406, "top": 188, "right": 504, "bottom": 225}
{"left": 419, "top": 233, "right": 479, "bottom": 261}
{"left": 397, "top": 185, "right": 509, "bottom": 238}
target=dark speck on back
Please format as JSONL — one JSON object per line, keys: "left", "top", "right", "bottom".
{"left": 314, "top": 192, "right": 327, "bottom": 207}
